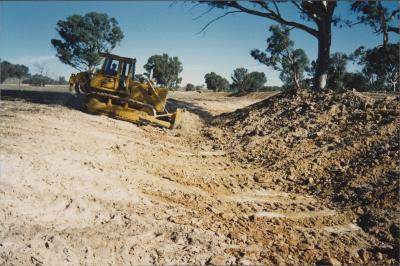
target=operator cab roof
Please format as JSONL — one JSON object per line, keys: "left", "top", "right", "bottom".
{"left": 99, "top": 52, "right": 136, "bottom": 64}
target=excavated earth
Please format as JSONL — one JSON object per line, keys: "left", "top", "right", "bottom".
{"left": 0, "top": 87, "right": 398, "bottom": 265}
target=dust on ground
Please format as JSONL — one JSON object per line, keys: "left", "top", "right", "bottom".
{"left": 0, "top": 86, "right": 398, "bottom": 265}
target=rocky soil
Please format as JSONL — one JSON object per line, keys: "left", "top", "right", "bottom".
{"left": 207, "top": 89, "right": 400, "bottom": 263}
{"left": 0, "top": 87, "right": 398, "bottom": 265}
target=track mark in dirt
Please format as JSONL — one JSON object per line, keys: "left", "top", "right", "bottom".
{"left": 0, "top": 89, "right": 397, "bottom": 265}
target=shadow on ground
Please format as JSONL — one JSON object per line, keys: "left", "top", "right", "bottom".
{"left": 1, "top": 89, "right": 84, "bottom": 110}
{"left": 1, "top": 89, "right": 215, "bottom": 122}
{"left": 167, "top": 98, "right": 213, "bottom": 122}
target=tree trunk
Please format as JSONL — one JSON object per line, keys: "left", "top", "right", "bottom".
{"left": 313, "top": 18, "right": 331, "bottom": 90}
{"left": 378, "top": 1, "right": 389, "bottom": 48}
{"left": 383, "top": 31, "right": 388, "bottom": 48}
{"left": 293, "top": 72, "right": 300, "bottom": 90}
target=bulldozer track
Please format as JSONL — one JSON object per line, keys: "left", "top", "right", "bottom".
{"left": 85, "top": 91, "right": 157, "bottom": 116}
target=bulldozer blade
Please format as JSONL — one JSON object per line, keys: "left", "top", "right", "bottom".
{"left": 170, "top": 108, "right": 183, "bottom": 129}
{"left": 86, "top": 97, "right": 181, "bottom": 129}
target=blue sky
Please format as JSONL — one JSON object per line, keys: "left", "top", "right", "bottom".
{"left": 0, "top": 1, "right": 398, "bottom": 86}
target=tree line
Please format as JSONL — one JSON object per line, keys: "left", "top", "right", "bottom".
{"left": 200, "top": 1, "right": 399, "bottom": 91}
{"left": 47, "top": 2, "right": 399, "bottom": 92}
{"left": 0, "top": 60, "right": 68, "bottom": 86}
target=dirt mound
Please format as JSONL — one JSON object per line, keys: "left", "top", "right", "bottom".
{"left": 208, "top": 90, "right": 400, "bottom": 256}
{"left": 2, "top": 88, "right": 399, "bottom": 265}
{"left": 229, "top": 91, "right": 280, "bottom": 100}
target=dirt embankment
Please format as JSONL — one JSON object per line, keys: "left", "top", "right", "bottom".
{"left": 207, "top": 89, "right": 400, "bottom": 260}
{"left": 0, "top": 87, "right": 399, "bottom": 265}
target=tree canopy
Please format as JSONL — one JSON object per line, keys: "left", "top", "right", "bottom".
{"left": 351, "top": 43, "right": 399, "bottom": 91}
{"left": 251, "top": 25, "right": 308, "bottom": 90}
{"left": 185, "top": 83, "right": 195, "bottom": 91}
{"left": 23, "top": 74, "right": 68, "bottom": 87}
{"left": 51, "top": 12, "right": 124, "bottom": 71}
{"left": 204, "top": 72, "right": 230, "bottom": 91}
{"left": 199, "top": 1, "right": 339, "bottom": 90}
{"left": 0, "top": 60, "right": 29, "bottom": 83}
{"left": 143, "top": 54, "right": 183, "bottom": 89}
{"left": 231, "top": 68, "right": 248, "bottom": 91}
{"left": 349, "top": 1, "right": 400, "bottom": 91}
{"left": 351, "top": 1, "right": 400, "bottom": 47}
{"left": 326, "top": 52, "right": 348, "bottom": 90}
{"left": 231, "top": 68, "right": 267, "bottom": 92}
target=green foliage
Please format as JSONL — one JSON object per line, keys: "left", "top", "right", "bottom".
{"left": 351, "top": 43, "right": 399, "bottom": 91}
{"left": 326, "top": 53, "right": 348, "bottom": 90}
{"left": 0, "top": 60, "right": 29, "bottom": 83}
{"left": 195, "top": 85, "right": 205, "bottom": 91}
{"left": 251, "top": 25, "right": 309, "bottom": 90}
{"left": 200, "top": 1, "right": 338, "bottom": 90}
{"left": 351, "top": 1, "right": 399, "bottom": 45}
{"left": 342, "top": 72, "right": 368, "bottom": 91}
{"left": 231, "top": 68, "right": 267, "bottom": 92}
{"left": 51, "top": 12, "right": 124, "bottom": 71}
{"left": 143, "top": 54, "right": 183, "bottom": 89}
{"left": 185, "top": 83, "right": 195, "bottom": 91}
{"left": 259, "top": 85, "right": 282, "bottom": 92}
{"left": 231, "top": 68, "right": 248, "bottom": 91}
{"left": 22, "top": 74, "right": 60, "bottom": 86}
{"left": 307, "top": 53, "right": 349, "bottom": 90}
{"left": 244, "top": 72, "right": 267, "bottom": 91}
{"left": 204, "top": 72, "right": 230, "bottom": 91}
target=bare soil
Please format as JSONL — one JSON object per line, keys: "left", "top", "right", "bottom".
{"left": 0, "top": 86, "right": 398, "bottom": 265}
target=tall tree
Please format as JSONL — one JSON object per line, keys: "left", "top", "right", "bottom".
{"left": 14, "top": 64, "right": 29, "bottom": 86}
{"left": 144, "top": 54, "right": 183, "bottom": 89}
{"left": 342, "top": 72, "right": 368, "bottom": 91}
{"left": 199, "top": 1, "right": 339, "bottom": 90}
{"left": 33, "top": 62, "right": 48, "bottom": 87}
{"left": 0, "top": 60, "right": 29, "bottom": 84}
{"left": 204, "top": 72, "right": 230, "bottom": 91}
{"left": 243, "top": 72, "right": 267, "bottom": 92}
{"left": 186, "top": 83, "right": 195, "bottom": 91}
{"left": 350, "top": 1, "right": 400, "bottom": 91}
{"left": 351, "top": 43, "right": 399, "bottom": 91}
{"left": 251, "top": 25, "right": 308, "bottom": 90}
{"left": 326, "top": 52, "right": 348, "bottom": 90}
{"left": 231, "top": 67, "right": 248, "bottom": 91}
{"left": 1, "top": 61, "right": 15, "bottom": 83}
{"left": 51, "top": 12, "right": 124, "bottom": 71}
{"left": 351, "top": 0, "right": 400, "bottom": 47}
{"left": 231, "top": 67, "right": 267, "bottom": 92}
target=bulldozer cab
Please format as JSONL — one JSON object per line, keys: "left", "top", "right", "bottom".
{"left": 91, "top": 53, "right": 136, "bottom": 93}
{"left": 70, "top": 52, "right": 182, "bottom": 129}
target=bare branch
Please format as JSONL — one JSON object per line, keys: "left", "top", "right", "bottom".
{"left": 193, "top": 6, "right": 215, "bottom": 20}
{"left": 388, "top": 8, "right": 400, "bottom": 21}
{"left": 197, "top": 11, "right": 242, "bottom": 34}
{"left": 291, "top": 1, "right": 304, "bottom": 14}
{"left": 273, "top": 1, "right": 281, "bottom": 17}
{"left": 388, "top": 26, "right": 400, "bottom": 34}
{"left": 226, "top": 1, "right": 318, "bottom": 37}
{"left": 250, "top": 0, "right": 270, "bottom": 11}
{"left": 297, "top": 1, "right": 321, "bottom": 24}
{"left": 250, "top": 1, "right": 279, "bottom": 17}
{"left": 188, "top": 2, "right": 202, "bottom": 12}
{"left": 348, "top": 21, "right": 363, "bottom": 27}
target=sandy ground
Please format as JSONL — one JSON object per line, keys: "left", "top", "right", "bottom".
{"left": 0, "top": 86, "right": 396, "bottom": 265}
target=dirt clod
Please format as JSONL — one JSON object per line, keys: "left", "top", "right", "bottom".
{"left": 1, "top": 88, "right": 398, "bottom": 265}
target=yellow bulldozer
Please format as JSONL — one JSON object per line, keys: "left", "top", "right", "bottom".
{"left": 69, "top": 53, "right": 182, "bottom": 129}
